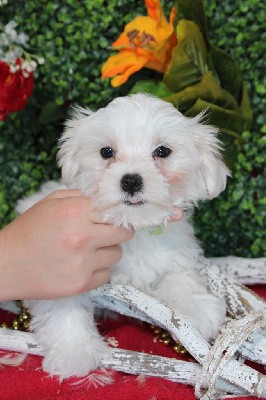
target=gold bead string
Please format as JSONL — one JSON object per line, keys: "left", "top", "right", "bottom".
{"left": 1, "top": 306, "right": 187, "bottom": 356}
{"left": 150, "top": 324, "right": 188, "bottom": 355}
{"left": 0, "top": 304, "right": 31, "bottom": 332}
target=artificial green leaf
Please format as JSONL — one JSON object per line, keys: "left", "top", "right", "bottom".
{"left": 130, "top": 80, "right": 173, "bottom": 99}
{"left": 164, "top": 71, "right": 238, "bottom": 110}
{"left": 38, "top": 102, "right": 66, "bottom": 125}
{"left": 209, "top": 44, "right": 243, "bottom": 102}
{"left": 174, "top": 0, "right": 209, "bottom": 44}
{"left": 215, "top": 132, "right": 240, "bottom": 170}
{"left": 184, "top": 98, "right": 245, "bottom": 167}
{"left": 185, "top": 98, "right": 246, "bottom": 138}
{"left": 163, "top": 20, "right": 208, "bottom": 92}
{"left": 240, "top": 82, "right": 253, "bottom": 128}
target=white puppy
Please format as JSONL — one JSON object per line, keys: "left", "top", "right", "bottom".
{"left": 17, "top": 94, "right": 230, "bottom": 379}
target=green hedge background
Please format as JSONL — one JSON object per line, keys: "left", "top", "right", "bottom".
{"left": 0, "top": 0, "right": 265, "bottom": 257}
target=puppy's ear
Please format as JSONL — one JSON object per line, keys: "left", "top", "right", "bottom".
{"left": 58, "top": 106, "right": 93, "bottom": 185}
{"left": 187, "top": 114, "right": 231, "bottom": 202}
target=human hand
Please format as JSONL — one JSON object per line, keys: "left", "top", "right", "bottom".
{"left": 0, "top": 190, "right": 134, "bottom": 301}
{"left": 169, "top": 206, "right": 183, "bottom": 222}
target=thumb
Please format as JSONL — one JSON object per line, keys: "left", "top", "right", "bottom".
{"left": 42, "top": 189, "right": 82, "bottom": 200}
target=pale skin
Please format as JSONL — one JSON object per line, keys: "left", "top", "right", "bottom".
{"left": 0, "top": 190, "right": 182, "bottom": 302}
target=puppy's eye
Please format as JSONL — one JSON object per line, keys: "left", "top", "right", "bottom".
{"left": 100, "top": 147, "right": 115, "bottom": 159}
{"left": 153, "top": 146, "right": 172, "bottom": 158}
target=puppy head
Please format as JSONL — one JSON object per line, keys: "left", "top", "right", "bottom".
{"left": 58, "top": 94, "right": 230, "bottom": 229}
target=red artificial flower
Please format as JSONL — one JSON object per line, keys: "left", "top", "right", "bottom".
{"left": 0, "top": 58, "right": 34, "bottom": 120}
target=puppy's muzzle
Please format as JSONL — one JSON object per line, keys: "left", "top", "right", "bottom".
{"left": 120, "top": 173, "right": 143, "bottom": 196}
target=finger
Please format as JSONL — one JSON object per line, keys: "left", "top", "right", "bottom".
{"left": 93, "top": 224, "right": 135, "bottom": 248}
{"left": 42, "top": 189, "right": 82, "bottom": 201}
{"left": 168, "top": 206, "right": 183, "bottom": 222}
{"left": 44, "top": 194, "right": 107, "bottom": 224}
{"left": 87, "top": 268, "right": 112, "bottom": 290}
{"left": 94, "top": 245, "right": 123, "bottom": 269}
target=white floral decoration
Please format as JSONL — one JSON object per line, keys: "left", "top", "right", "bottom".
{"left": 0, "top": 19, "right": 44, "bottom": 74}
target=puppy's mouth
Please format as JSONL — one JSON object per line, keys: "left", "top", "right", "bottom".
{"left": 123, "top": 197, "right": 146, "bottom": 206}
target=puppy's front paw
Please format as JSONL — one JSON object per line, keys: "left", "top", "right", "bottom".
{"left": 177, "top": 294, "right": 226, "bottom": 341}
{"left": 42, "top": 335, "right": 110, "bottom": 379}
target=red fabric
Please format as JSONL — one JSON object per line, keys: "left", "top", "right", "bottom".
{"left": 0, "top": 285, "right": 265, "bottom": 400}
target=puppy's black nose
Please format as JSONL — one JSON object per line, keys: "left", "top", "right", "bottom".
{"left": 120, "top": 173, "right": 143, "bottom": 196}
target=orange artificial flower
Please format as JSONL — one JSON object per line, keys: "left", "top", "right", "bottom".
{"left": 101, "top": 0, "right": 177, "bottom": 87}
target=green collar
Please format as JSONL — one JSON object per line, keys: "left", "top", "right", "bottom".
{"left": 148, "top": 226, "right": 164, "bottom": 236}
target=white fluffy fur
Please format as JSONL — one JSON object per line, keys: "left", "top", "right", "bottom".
{"left": 17, "top": 94, "right": 230, "bottom": 379}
